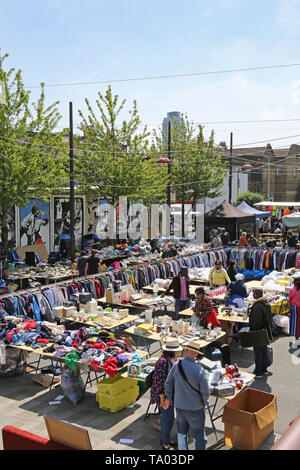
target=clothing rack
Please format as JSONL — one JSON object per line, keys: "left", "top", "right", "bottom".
{"left": 0, "top": 250, "right": 206, "bottom": 301}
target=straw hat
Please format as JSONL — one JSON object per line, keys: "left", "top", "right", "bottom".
{"left": 184, "top": 340, "right": 204, "bottom": 355}
{"left": 162, "top": 338, "right": 183, "bottom": 352}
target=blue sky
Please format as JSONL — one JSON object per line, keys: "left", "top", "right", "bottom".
{"left": 2, "top": 0, "right": 300, "bottom": 148}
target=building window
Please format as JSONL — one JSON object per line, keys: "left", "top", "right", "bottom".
{"left": 276, "top": 167, "right": 282, "bottom": 176}
{"left": 293, "top": 167, "right": 298, "bottom": 177}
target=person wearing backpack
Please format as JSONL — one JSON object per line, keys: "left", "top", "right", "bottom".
{"left": 163, "top": 341, "right": 209, "bottom": 450}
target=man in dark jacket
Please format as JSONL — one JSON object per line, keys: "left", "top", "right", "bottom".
{"left": 249, "top": 288, "right": 273, "bottom": 379}
{"left": 162, "top": 242, "right": 178, "bottom": 259}
{"left": 161, "top": 267, "right": 190, "bottom": 320}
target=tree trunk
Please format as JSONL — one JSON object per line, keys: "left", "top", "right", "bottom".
{"left": 1, "top": 202, "right": 9, "bottom": 277}
{"left": 181, "top": 201, "right": 185, "bottom": 238}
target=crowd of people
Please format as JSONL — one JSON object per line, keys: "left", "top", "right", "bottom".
{"left": 149, "top": 253, "right": 300, "bottom": 450}
{"left": 150, "top": 278, "right": 279, "bottom": 450}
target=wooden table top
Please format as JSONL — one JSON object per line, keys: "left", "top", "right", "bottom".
{"left": 124, "top": 325, "right": 226, "bottom": 348}
{"left": 97, "top": 297, "right": 148, "bottom": 310}
{"left": 179, "top": 306, "right": 248, "bottom": 323}
{"left": 64, "top": 313, "right": 138, "bottom": 330}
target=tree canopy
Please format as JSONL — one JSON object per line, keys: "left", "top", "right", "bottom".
{"left": 75, "top": 86, "right": 169, "bottom": 206}
{"left": 235, "top": 191, "right": 264, "bottom": 207}
{"left": 0, "top": 51, "right": 68, "bottom": 258}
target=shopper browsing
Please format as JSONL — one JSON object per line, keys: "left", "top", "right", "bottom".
{"left": 162, "top": 242, "right": 178, "bottom": 259}
{"left": 239, "top": 232, "right": 248, "bottom": 247}
{"left": 288, "top": 275, "right": 300, "bottom": 347}
{"left": 225, "top": 273, "right": 249, "bottom": 308}
{"left": 249, "top": 288, "right": 273, "bottom": 379}
{"left": 163, "top": 341, "right": 210, "bottom": 450}
{"left": 192, "top": 287, "right": 220, "bottom": 328}
{"left": 150, "top": 339, "right": 183, "bottom": 450}
{"left": 161, "top": 267, "right": 190, "bottom": 320}
{"left": 76, "top": 251, "right": 88, "bottom": 277}
{"left": 248, "top": 234, "right": 259, "bottom": 247}
{"left": 226, "top": 261, "right": 238, "bottom": 282}
{"left": 208, "top": 260, "right": 231, "bottom": 288}
{"left": 84, "top": 250, "right": 102, "bottom": 276}
{"left": 210, "top": 232, "right": 222, "bottom": 249}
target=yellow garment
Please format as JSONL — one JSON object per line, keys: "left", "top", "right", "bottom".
{"left": 209, "top": 267, "right": 231, "bottom": 286}
{"left": 129, "top": 273, "right": 136, "bottom": 290}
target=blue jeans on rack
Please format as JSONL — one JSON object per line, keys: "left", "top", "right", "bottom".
{"left": 176, "top": 407, "right": 207, "bottom": 450}
{"left": 174, "top": 299, "right": 190, "bottom": 320}
{"left": 159, "top": 405, "right": 175, "bottom": 446}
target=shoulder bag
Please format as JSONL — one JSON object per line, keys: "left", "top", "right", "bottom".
{"left": 177, "top": 360, "right": 205, "bottom": 407}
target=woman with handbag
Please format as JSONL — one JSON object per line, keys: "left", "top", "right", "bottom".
{"left": 249, "top": 288, "right": 273, "bottom": 379}
{"left": 150, "top": 339, "right": 183, "bottom": 450}
{"left": 192, "top": 287, "right": 221, "bottom": 328}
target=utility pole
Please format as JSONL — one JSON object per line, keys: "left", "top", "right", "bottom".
{"left": 229, "top": 132, "right": 233, "bottom": 204}
{"left": 267, "top": 155, "right": 271, "bottom": 200}
{"left": 167, "top": 121, "right": 171, "bottom": 207}
{"left": 69, "top": 101, "right": 75, "bottom": 262}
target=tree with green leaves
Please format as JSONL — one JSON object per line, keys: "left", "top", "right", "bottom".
{"left": 75, "top": 86, "right": 169, "bottom": 207}
{"left": 152, "top": 114, "right": 227, "bottom": 235}
{"left": 235, "top": 191, "right": 264, "bottom": 207}
{"left": 0, "top": 51, "right": 68, "bottom": 265}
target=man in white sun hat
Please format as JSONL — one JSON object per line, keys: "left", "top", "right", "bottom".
{"left": 163, "top": 341, "right": 209, "bottom": 450}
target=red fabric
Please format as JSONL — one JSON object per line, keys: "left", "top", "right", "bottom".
{"left": 35, "top": 338, "right": 49, "bottom": 344}
{"left": 24, "top": 320, "right": 37, "bottom": 331}
{"left": 102, "top": 356, "right": 118, "bottom": 377}
{"left": 86, "top": 341, "right": 107, "bottom": 350}
{"left": 2, "top": 426, "right": 73, "bottom": 450}
{"left": 6, "top": 328, "right": 18, "bottom": 343}
{"left": 94, "top": 282, "right": 100, "bottom": 298}
{"left": 207, "top": 308, "right": 221, "bottom": 327}
{"left": 88, "top": 360, "right": 102, "bottom": 372}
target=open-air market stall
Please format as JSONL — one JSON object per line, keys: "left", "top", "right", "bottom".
{"left": 204, "top": 200, "right": 256, "bottom": 242}
{"left": 0, "top": 245, "right": 286, "bottom": 450}
{"left": 236, "top": 201, "right": 271, "bottom": 218}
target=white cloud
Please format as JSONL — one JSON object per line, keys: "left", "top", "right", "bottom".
{"left": 232, "top": 73, "right": 249, "bottom": 91}
{"left": 258, "top": 109, "right": 288, "bottom": 120}
{"left": 291, "top": 80, "right": 300, "bottom": 104}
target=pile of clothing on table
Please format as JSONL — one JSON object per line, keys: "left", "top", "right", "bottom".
{"left": 0, "top": 315, "right": 141, "bottom": 377}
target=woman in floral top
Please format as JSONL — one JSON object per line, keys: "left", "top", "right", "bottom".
{"left": 150, "top": 339, "right": 182, "bottom": 450}
{"left": 192, "top": 287, "right": 221, "bottom": 328}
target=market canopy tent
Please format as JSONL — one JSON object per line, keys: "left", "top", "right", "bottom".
{"left": 204, "top": 200, "right": 256, "bottom": 241}
{"left": 254, "top": 201, "right": 300, "bottom": 207}
{"left": 282, "top": 212, "right": 300, "bottom": 228}
{"left": 236, "top": 201, "right": 271, "bottom": 218}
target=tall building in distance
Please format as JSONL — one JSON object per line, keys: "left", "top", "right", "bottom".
{"left": 162, "top": 111, "right": 183, "bottom": 145}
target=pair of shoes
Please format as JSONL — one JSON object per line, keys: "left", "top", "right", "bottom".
{"left": 161, "top": 444, "right": 175, "bottom": 450}
{"left": 161, "top": 439, "right": 177, "bottom": 447}
{"left": 255, "top": 375, "right": 263, "bottom": 379}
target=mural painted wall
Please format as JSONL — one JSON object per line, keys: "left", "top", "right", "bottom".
{"left": 19, "top": 198, "right": 50, "bottom": 251}
{"left": 53, "top": 197, "right": 84, "bottom": 251}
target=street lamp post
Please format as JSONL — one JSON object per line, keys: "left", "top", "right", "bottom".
{"left": 157, "top": 121, "right": 172, "bottom": 235}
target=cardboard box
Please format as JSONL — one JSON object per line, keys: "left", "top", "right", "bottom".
{"left": 120, "top": 334, "right": 135, "bottom": 348}
{"left": 118, "top": 309, "right": 129, "bottom": 318}
{"left": 222, "top": 388, "right": 277, "bottom": 450}
{"left": 32, "top": 374, "right": 61, "bottom": 388}
{"left": 105, "top": 288, "right": 113, "bottom": 303}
